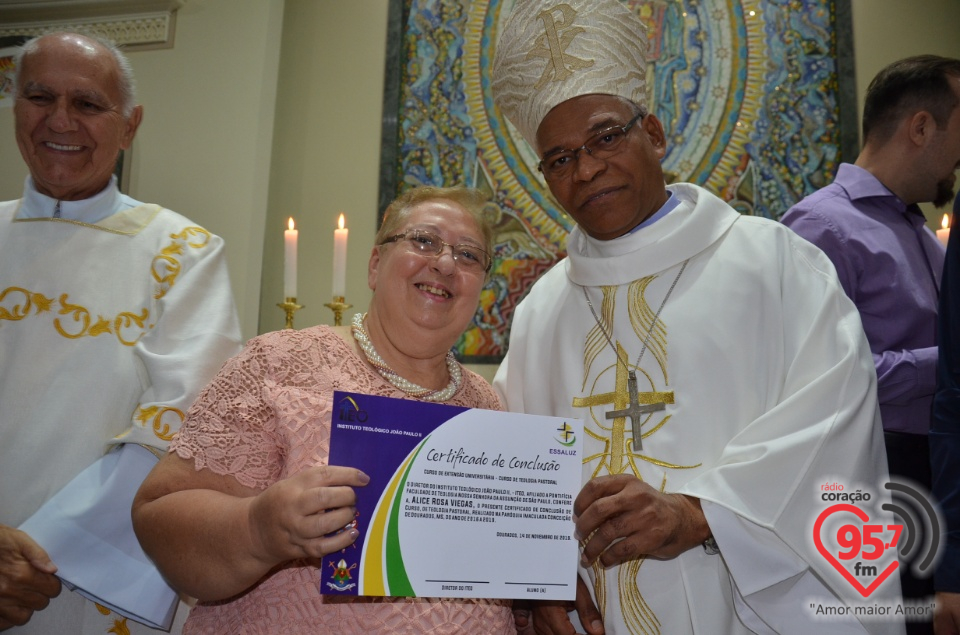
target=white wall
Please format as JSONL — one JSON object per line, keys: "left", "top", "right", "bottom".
{"left": 257, "top": 0, "right": 389, "bottom": 334}
{"left": 130, "top": 0, "right": 284, "bottom": 341}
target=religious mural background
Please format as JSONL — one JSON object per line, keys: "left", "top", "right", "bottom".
{"left": 380, "top": 0, "right": 854, "bottom": 362}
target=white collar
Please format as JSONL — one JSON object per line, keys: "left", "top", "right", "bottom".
{"left": 566, "top": 183, "right": 740, "bottom": 286}
{"left": 16, "top": 175, "right": 141, "bottom": 224}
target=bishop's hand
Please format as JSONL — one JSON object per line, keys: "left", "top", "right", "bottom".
{"left": 0, "top": 524, "right": 61, "bottom": 630}
{"left": 574, "top": 474, "right": 709, "bottom": 567}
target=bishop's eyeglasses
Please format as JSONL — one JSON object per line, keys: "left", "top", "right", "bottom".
{"left": 537, "top": 109, "right": 646, "bottom": 181}
{"left": 380, "top": 229, "right": 492, "bottom": 272}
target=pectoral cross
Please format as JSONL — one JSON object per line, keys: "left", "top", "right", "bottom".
{"left": 606, "top": 370, "right": 666, "bottom": 451}
{"left": 573, "top": 343, "right": 674, "bottom": 467}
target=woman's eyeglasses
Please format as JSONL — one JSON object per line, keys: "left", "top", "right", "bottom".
{"left": 380, "top": 229, "right": 491, "bottom": 272}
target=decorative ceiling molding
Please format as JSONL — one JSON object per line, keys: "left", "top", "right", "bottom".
{"left": 0, "top": 1, "right": 185, "bottom": 49}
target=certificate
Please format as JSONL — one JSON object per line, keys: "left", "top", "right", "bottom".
{"left": 320, "top": 391, "right": 583, "bottom": 601}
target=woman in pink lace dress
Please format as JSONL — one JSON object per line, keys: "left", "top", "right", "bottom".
{"left": 133, "top": 187, "right": 517, "bottom": 634}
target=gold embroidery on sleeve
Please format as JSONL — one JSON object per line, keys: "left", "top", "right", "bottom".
{"left": 115, "top": 309, "right": 150, "bottom": 346}
{"left": 177, "top": 226, "right": 212, "bottom": 249}
{"left": 0, "top": 289, "right": 150, "bottom": 346}
{"left": 0, "top": 287, "right": 52, "bottom": 321}
{"left": 94, "top": 602, "right": 131, "bottom": 634}
{"left": 0, "top": 225, "right": 213, "bottom": 344}
{"left": 88, "top": 316, "right": 113, "bottom": 337}
{"left": 151, "top": 250, "right": 182, "bottom": 298}
{"left": 33, "top": 292, "right": 54, "bottom": 314}
{"left": 135, "top": 405, "right": 185, "bottom": 441}
{"left": 54, "top": 294, "right": 92, "bottom": 338}
{"left": 152, "top": 227, "right": 211, "bottom": 300}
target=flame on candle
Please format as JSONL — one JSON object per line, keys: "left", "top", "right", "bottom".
{"left": 943, "top": 214, "right": 951, "bottom": 230}
{"left": 338, "top": 213, "right": 345, "bottom": 230}
{"left": 288, "top": 217, "right": 295, "bottom": 231}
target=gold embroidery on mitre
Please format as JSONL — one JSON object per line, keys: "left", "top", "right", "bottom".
{"left": 526, "top": 4, "right": 595, "bottom": 90}
{"left": 135, "top": 404, "right": 185, "bottom": 441}
{"left": 95, "top": 602, "right": 111, "bottom": 615}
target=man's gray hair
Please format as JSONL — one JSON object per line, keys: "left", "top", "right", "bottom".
{"left": 13, "top": 31, "right": 138, "bottom": 117}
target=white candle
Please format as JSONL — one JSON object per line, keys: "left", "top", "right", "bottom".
{"left": 333, "top": 213, "right": 348, "bottom": 298}
{"left": 284, "top": 217, "right": 298, "bottom": 298}
{"left": 938, "top": 214, "right": 951, "bottom": 248}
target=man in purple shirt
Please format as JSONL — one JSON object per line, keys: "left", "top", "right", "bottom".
{"left": 783, "top": 55, "right": 960, "bottom": 635}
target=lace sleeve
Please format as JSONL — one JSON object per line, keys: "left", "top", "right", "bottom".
{"left": 170, "top": 334, "right": 282, "bottom": 489}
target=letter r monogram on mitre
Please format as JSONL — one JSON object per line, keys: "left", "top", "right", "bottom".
{"left": 526, "top": 4, "right": 595, "bottom": 89}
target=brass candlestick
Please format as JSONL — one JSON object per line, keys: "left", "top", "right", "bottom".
{"left": 277, "top": 297, "right": 303, "bottom": 329}
{"left": 324, "top": 295, "right": 352, "bottom": 326}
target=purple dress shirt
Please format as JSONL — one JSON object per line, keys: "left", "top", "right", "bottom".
{"left": 782, "top": 163, "right": 945, "bottom": 435}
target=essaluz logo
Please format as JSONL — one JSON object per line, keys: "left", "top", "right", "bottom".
{"left": 811, "top": 478, "right": 942, "bottom": 615}
{"left": 555, "top": 421, "right": 576, "bottom": 447}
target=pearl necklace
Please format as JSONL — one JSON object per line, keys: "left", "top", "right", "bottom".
{"left": 351, "top": 312, "right": 462, "bottom": 402}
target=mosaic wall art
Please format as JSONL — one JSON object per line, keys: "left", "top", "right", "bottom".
{"left": 380, "top": 0, "right": 855, "bottom": 362}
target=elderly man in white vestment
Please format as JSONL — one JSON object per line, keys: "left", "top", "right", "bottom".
{"left": 492, "top": 1, "right": 904, "bottom": 634}
{"left": 0, "top": 33, "right": 241, "bottom": 633}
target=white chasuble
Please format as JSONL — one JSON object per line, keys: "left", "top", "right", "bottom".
{"left": 494, "top": 184, "right": 903, "bottom": 635}
{"left": 0, "top": 189, "right": 241, "bottom": 635}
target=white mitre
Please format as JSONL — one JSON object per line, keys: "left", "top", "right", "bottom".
{"left": 491, "top": 0, "right": 650, "bottom": 150}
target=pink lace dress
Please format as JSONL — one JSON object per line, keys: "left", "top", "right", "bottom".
{"left": 170, "top": 326, "right": 515, "bottom": 634}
